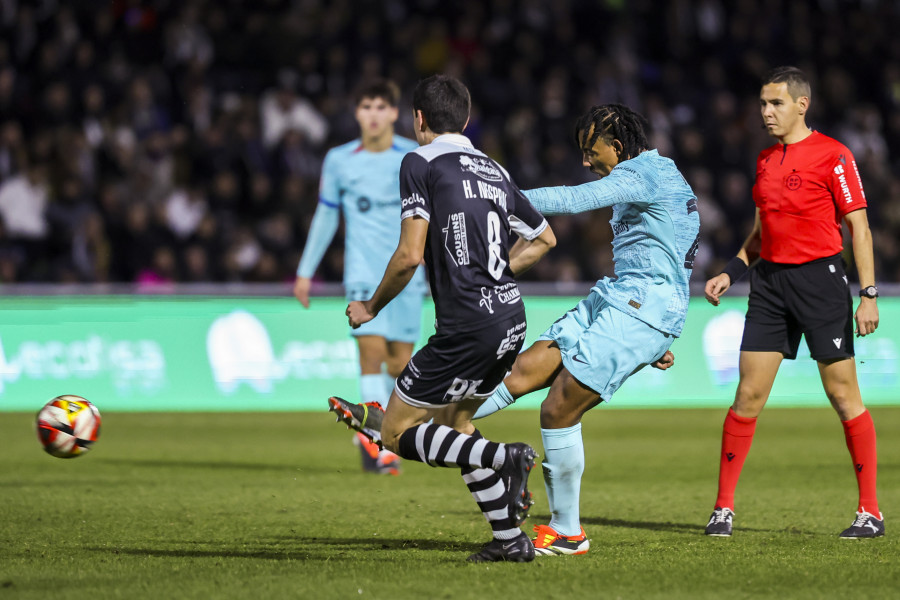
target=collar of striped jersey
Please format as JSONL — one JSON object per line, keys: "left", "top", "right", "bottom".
{"left": 432, "top": 133, "right": 474, "bottom": 150}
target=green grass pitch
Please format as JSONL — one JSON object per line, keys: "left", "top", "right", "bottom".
{"left": 2, "top": 407, "right": 898, "bottom": 599}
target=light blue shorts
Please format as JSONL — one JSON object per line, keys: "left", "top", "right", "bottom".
{"left": 346, "top": 278, "right": 427, "bottom": 344}
{"left": 538, "top": 291, "right": 675, "bottom": 401}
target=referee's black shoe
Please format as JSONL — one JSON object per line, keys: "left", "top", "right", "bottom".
{"left": 704, "top": 507, "right": 734, "bottom": 537}
{"left": 500, "top": 443, "right": 536, "bottom": 527}
{"left": 467, "top": 531, "right": 535, "bottom": 563}
{"left": 839, "top": 510, "right": 884, "bottom": 539}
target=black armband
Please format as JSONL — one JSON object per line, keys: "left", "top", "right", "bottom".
{"left": 721, "top": 256, "right": 749, "bottom": 284}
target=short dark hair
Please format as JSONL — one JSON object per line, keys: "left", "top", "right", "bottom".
{"left": 353, "top": 79, "right": 401, "bottom": 107}
{"left": 412, "top": 75, "right": 470, "bottom": 134}
{"left": 574, "top": 104, "right": 649, "bottom": 160}
{"left": 762, "top": 66, "right": 811, "bottom": 101}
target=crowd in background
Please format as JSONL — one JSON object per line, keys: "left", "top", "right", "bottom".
{"left": 0, "top": 0, "right": 898, "bottom": 287}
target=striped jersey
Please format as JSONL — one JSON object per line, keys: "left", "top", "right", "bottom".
{"left": 400, "top": 134, "right": 548, "bottom": 331}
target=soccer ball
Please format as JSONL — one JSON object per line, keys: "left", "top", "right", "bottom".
{"left": 36, "top": 395, "right": 102, "bottom": 458}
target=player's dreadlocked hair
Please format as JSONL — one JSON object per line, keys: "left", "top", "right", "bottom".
{"left": 574, "top": 104, "right": 650, "bottom": 160}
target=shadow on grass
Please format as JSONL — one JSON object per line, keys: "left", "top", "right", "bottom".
{"left": 530, "top": 513, "right": 781, "bottom": 535}
{"left": 96, "top": 458, "right": 339, "bottom": 474}
{"left": 87, "top": 536, "right": 481, "bottom": 561}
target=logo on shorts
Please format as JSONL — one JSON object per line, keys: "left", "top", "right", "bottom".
{"left": 401, "top": 375, "right": 413, "bottom": 389}
{"left": 496, "top": 321, "right": 526, "bottom": 357}
{"left": 572, "top": 354, "right": 589, "bottom": 365}
{"left": 459, "top": 155, "right": 502, "bottom": 182}
{"left": 786, "top": 173, "right": 802, "bottom": 190}
{"left": 833, "top": 337, "right": 842, "bottom": 349}
{"left": 479, "top": 287, "right": 494, "bottom": 314}
{"left": 444, "top": 377, "right": 483, "bottom": 402}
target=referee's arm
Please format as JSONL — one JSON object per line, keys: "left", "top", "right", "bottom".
{"left": 705, "top": 208, "right": 762, "bottom": 306}
{"left": 844, "top": 208, "right": 879, "bottom": 336}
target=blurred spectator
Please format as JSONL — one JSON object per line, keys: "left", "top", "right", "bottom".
{"left": 260, "top": 71, "right": 328, "bottom": 149}
{"left": 0, "top": 1, "right": 895, "bottom": 285}
{"left": 164, "top": 183, "right": 208, "bottom": 240}
{"left": 0, "top": 158, "right": 49, "bottom": 241}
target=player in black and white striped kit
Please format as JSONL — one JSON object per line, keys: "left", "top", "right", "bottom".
{"left": 341, "top": 75, "right": 556, "bottom": 562}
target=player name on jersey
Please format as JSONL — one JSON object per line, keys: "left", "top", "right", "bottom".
{"left": 462, "top": 179, "right": 508, "bottom": 210}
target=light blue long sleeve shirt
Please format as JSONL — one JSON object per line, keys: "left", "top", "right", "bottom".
{"left": 297, "top": 136, "right": 425, "bottom": 288}
{"left": 524, "top": 150, "right": 699, "bottom": 336}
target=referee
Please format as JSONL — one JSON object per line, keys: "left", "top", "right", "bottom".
{"left": 703, "top": 66, "right": 883, "bottom": 538}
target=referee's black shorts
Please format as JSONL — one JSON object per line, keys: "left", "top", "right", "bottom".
{"left": 740, "top": 253, "right": 854, "bottom": 361}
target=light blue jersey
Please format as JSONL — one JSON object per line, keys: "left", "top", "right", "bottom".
{"left": 297, "top": 136, "right": 424, "bottom": 289}
{"left": 525, "top": 150, "right": 699, "bottom": 336}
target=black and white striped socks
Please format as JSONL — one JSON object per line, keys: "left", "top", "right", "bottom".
{"left": 397, "top": 424, "right": 518, "bottom": 540}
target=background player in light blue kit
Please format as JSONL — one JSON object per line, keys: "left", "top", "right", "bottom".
{"left": 474, "top": 104, "right": 700, "bottom": 555}
{"left": 294, "top": 79, "right": 425, "bottom": 475}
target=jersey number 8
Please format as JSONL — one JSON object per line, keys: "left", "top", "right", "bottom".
{"left": 486, "top": 212, "right": 506, "bottom": 280}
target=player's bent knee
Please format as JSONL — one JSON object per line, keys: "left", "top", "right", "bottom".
{"left": 540, "top": 398, "right": 577, "bottom": 429}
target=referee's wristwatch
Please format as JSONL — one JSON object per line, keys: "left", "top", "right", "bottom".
{"left": 859, "top": 286, "right": 879, "bottom": 299}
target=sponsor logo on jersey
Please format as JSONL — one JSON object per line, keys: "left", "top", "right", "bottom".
{"left": 479, "top": 287, "right": 494, "bottom": 314}
{"left": 443, "top": 212, "right": 470, "bottom": 266}
{"left": 834, "top": 164, "right": 854, "bottom": 203}
{"left": 492, "top": 282, "right": 521, "bottom": 305}
{"left": 612, "top": 222, "right": 630, "bottom": 235}
{"left": 851, "top": 159, "right": 866, "bottom": 199}
{"left": 459, "top": 155, "right": 502, "bottom": 182}
{"left": 401, "top": 192, "right": 426, "bottom": 209}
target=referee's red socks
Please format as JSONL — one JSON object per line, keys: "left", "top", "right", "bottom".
{"left": 714, "top": 408, "right": 757, "bottom": 510}
{"left": 842, "top": 409, "right": 880, "bottom": 515}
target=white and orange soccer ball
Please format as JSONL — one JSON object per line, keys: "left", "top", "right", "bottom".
{"left": 36, "top": 395, "right": 102, "bottom": 458}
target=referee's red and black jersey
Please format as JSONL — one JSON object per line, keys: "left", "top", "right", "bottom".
{"left": 753, "top": 131, "right": 867, "bottom": 264}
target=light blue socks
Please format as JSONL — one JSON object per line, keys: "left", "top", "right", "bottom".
{"left": 541, "top": 423, "right": 585, "bottom": 536}
{"left": 382, "top": 374, "right": 395, "bottom": 408}
{"left": 473, "top": 382, "right": 516, "bottom": 420}
{"left": 360, "top": 373, "right": 388, "bottom": 407}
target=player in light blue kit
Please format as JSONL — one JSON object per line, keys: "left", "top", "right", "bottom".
{"left": 294, "top": 80, "right": 425, "bottom": 475}
{"left": 473, "top": 104, "right": 700, "bottom": 555}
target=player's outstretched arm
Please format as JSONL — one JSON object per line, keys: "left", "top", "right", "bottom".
{"left": 844, "top": 208, "right": 879, "bottom": 336}
{"left": 706, "top": 209, "right": 762, "bottom": 306}
{"left": 293, "top": 277, "right": 312, "bottom": 308}
{"left": 509, "top": 225, "right": 556, "bottom": 276}
{"left": 347, "top": 216, "right": 428, "bottom": 329}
